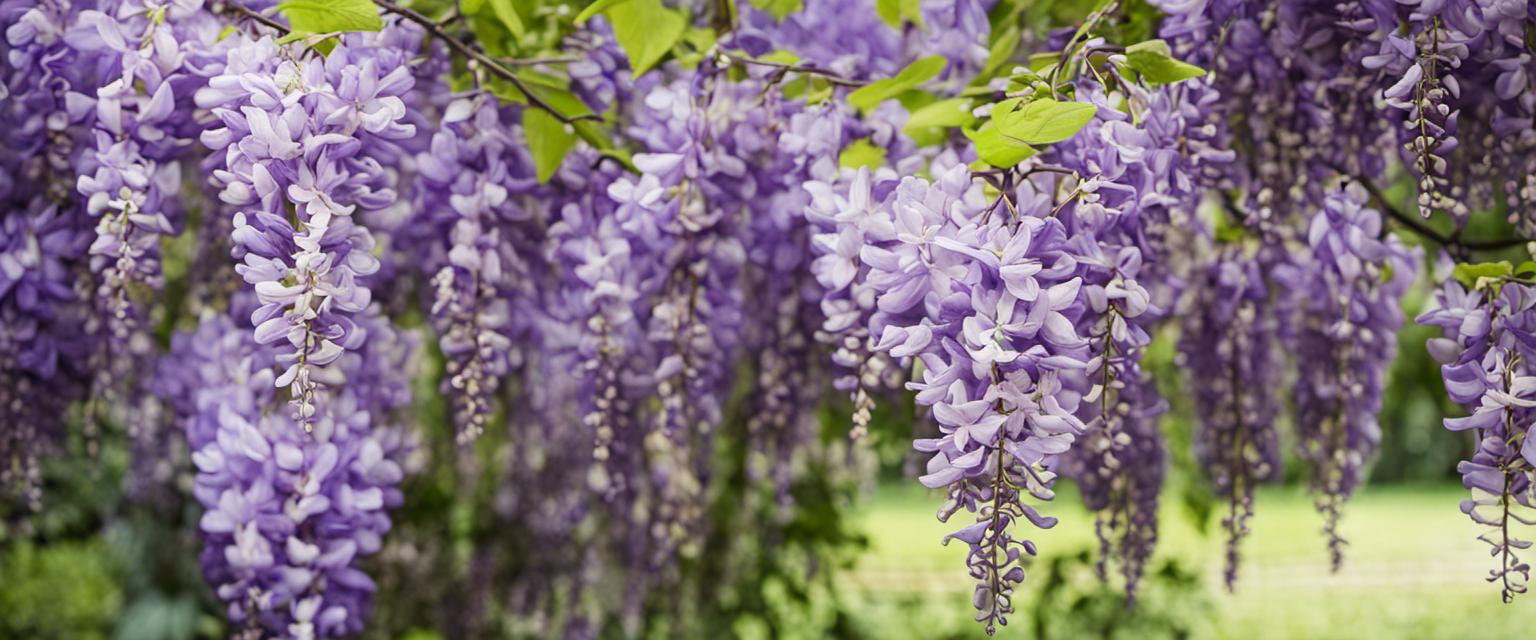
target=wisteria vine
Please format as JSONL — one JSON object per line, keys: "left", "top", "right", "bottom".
{"left": 4, "top": 0, "right": 1536, "bottom": 636}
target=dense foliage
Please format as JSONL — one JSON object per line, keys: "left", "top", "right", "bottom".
{"left": 3, "top": 0, "right": 1535, "bottom": 636}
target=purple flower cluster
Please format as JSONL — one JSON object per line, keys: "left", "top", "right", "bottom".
{"left": 1155, "top": 0, "right": 1396, "bottom": 226}
{"left": 415, "top": 96, "right": 538, "bottom": 442}
{"left": 68, "top": 0, "right": 224, "bottom": 345}
{"left": 1061, "top": 245, "right": 1167, "bottom": 600}
{"left": 906, "top": 0, "right": 990, "bottom": 86}
{"left": 157, "top": 299, "right": 416, "bottom": 636}
{"left": 1420, "top": 273, "right": 1536, "bottom": 603}
{"left": 565, "top": 17, "right": 634, "bottom": 116}
{"left": 545, "top": 154, "right": 650, "bottom": 496}
{"left": 1179, "top": 249, "right": 1282, "bottom": 590}
{"left": 1160, "top": 0, "right": 1535, "bottom": 226}
{"left": 1037, "top": 70, "right": 1218, "bottom": 600}
{"left": 1, "top": 0, "right": 97, "bottom": 505}
{"left": 197, "top": 28, "right": 416, "bottom": 430}
{"left": 819, "top": 159, "right": 1091, "bottom": 633}
{"left": 1358, "top": 0, "right": 1534, "bottom": 221}
{"left": 804, "top": 166, "right": 903, "bottom": 437}
{"left": 1281, "top": 185, "right": 1420, "bottom": 569}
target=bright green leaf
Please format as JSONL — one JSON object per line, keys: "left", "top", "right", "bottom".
{"left": 804, "top": 79, "right": 833, "bottom": 104}
{"left": 903, "top": 98, "right": 975, "bottom": 134}
{"left": 838, "top": 138, "right": 887, "bottom": 170}
{"left": 1027, "top": 51, "right": 1061, "bottom": 73}
{"left": 682, "top": 26, "right": 717, "bottom": 53}
{"left": 276, "top": 0, "right": 381, "bottom": 34}
{"left": 1517, "top": 261, "right": 1536, "bottom": 276}
{"left": 575, "top": 0, "right": 634, "bottom": 23}
{"left": 494, "top": 79, "right": 594, "bottom": 119}
{"left": 460, "top": 0, "right": 486, "bottom": 14}
{"left": 1453, "top": 261, "right": 1513, "bottom": 290}
{"left": 994, "top": 98, "right": 1096, "bottom": 145}
{"left": 979, "top": 25, "right": 1020, "bottom": 81}
{"left": 749, "top": 0, "right": 802, "bottom": 21}
{"left": 487, "top": 0, "right": 525, "bottom": 38}
{"left": 875, "top": 0, "right": 921, "bottom": 28}
{"left": 760, "top": 50, "right": 801, "bottom": 65}
{"left": 606, "top": 0, "right": 687, "bottom": 78}
{"left": 847, "top": 55, "right": 946, "bottom": 114}
{"left": 875, "top": 0, "right": 900, "bottom": 27}
{"left": 518, "top": 69, "right": 572, "bottom": 93}
{"left": 964, "top": 122, "right": 1036, "bottom": 168}
{"left": 901, "top": 0, "right": 924, "bottom": 28}
{"left": 1123, "top": 39, "right": 1207, "bottom": 85}
{"left": 524, "top": 109, "right": 577, "bottom": 183}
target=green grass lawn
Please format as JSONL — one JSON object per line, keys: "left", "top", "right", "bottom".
{"left": 839, "top": 482, "right": 1536, "bottom": 639}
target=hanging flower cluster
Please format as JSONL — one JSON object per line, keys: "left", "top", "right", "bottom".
{"left": 198, "top": 27, "right": 417, "bottom": 431}
{"left": 1282, "top": 185, "right": 1420, "bottom": 569}
{"left": 415, "top": 96, "right": 536, "bottom": 442}
{"left": 2, "top": 0, "right": 98, "bottom": 505}
{"left": 157, "top": 299, "right": 416, "bottom": 636}
{"left": 1155, "top": 0, "right": 1531, "bottom": 590}
{"left": 1420, "top": 275, "right": 1536, "bottom": 603}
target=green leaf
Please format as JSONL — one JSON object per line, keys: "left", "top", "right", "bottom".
{"left": 847, "top": 55, "right": 946, "bottom": 114}
{"left": 749, "top": 0, "right": 802, "bottom": 20}
{"left": 838, "top": 138, "right": 887, "bottom": 170}
{"left": 993, "top": 98, "right": 1096, "bottom": 145}
{"left": 489, "top": 78, "right": 595, "bottom": 120}
{"left": 518, "top": 69, "right": 572, "bottom": 92}
{"left": 1027, "top": 51, "right": 1061, "bottom": 73}
{"left": 1453, "top": 261, "right": 1513, "bottom": 290}
{"left": 276, "top": 0, "right": 381, "bottom": 34}
{"left": 575, "top": 0, "right": 634, "bottom": 23}
{"left": 486, "top": 0, "right": 525, "bottom": 38}
{"left": 875, "top": 0, "right": 923, "bottom": 29}
{"left": 760, "top": 50, "right": 801, "bottom": 65}
{"left": 1123, "top": 39, "right": 1206, "bottom": 85}
{"left": 682, "top": 26, "right": 717, "bottom": 53}
{"left": 524, "top": 109, "right": 576, "bottom": 183}
{"left": 903, "top": 98, "right": 975, "bottom": 134}
{"left": 978, "top": 24, "right": 1020, "bottom": 82}
{"left": 964, "top": 122, "right": 1036, "bottom": 168}
{"left": 460, "top": 0, "right": 486, "bottom": 14}
{"left": 1517, "top": 261, "right": 1536, "bottom": 276}
{"left": 605, "top": 0, "right": 687, "bottom": 78}
{"left": 275, "top": 30, "right": 339, "bottom": 56}
{"left": 804, "top": 79, "right": 832, "bottom": 104}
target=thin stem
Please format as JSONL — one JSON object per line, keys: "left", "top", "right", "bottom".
{"left": 496, "top": 55, "right": 581, "bottom": 66}
{"left": 1348, "top": 173, "right": 1525, "bottom": 251}
{"left": 372, "top": 0, "right": 600, "bottom": 125}
{"left": 217, "top": 2, "right": 289, "bottom": 33}
{"left": 718, "top": 52, "right": 866, "bottom": 87}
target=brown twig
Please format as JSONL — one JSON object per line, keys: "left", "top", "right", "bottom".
{"left": 1348, "top": 174, "right": 1525, "bottom": 252}
{"left": 718, "top": 52, "right": 866, "bottom": 88}
{"left": 496, "top": 56, "right": 582, "bottom": 67}
{"left": 217, "top": 2, "right": 289, "bottom": 34}
{"left": 372, "top": 0, "right": 600, "bottom": 125}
